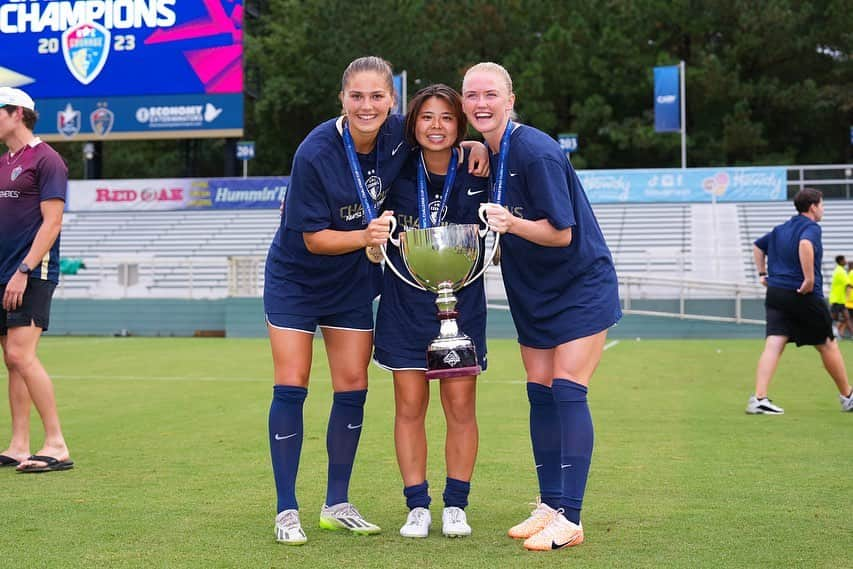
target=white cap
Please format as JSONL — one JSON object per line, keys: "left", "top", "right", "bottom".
{"left": 0, "top": 87, "right": 35, "bottom": 111}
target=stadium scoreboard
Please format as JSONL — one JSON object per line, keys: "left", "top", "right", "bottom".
{"left": 0, "top": 0, "right": 244, "bottom": 141}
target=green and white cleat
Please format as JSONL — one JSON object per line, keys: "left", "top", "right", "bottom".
{"left": 319, "top": 502, "right": 381, "bottom": 535}
{"left": 275, "top": 509, "right": 307, "bottom": 545}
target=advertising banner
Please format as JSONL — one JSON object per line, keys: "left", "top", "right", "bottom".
{"left": 190, "top": 177, "right": 289, "bottom": 209}
{"left": 67, "top": 178, "right": 200, "bottom": 211}
{"left": 0, "top": 0, "right": 244, "bottom": 141}
{"left": 654, "top": 65, "right": 680, "bottom": 132}
{"left": 578, "top": 167, "right": 787, "bottom": 203}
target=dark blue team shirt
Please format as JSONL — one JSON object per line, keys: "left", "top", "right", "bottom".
{"left": 375, "top": 151, "right": 489, "bottom": 361}
{"left": 264, "top": 115, "right": 410, "bottom": 316}
{"left": 0, "top": 139, "right": 67, "bottom": 284}
{"left": 488, "top": 125, "right": 621, "bottom": 338}
{"left": 754, "top": 214, "right": 824, "bottom": 297}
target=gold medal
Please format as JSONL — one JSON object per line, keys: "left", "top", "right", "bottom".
{"left": 365, "top": 245, "right": 383, "bottom": 264}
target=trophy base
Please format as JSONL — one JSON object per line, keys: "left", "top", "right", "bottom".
{"left": 425, "top": 340, "right": 481, "bottom": 381}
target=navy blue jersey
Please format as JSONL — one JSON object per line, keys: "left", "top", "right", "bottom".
{"left": 375, "top": 151, "right": 489, "bottom": 368}
{"left": 755, "top": 214, "right": 823, "bottom": 297}
{"left": 264, "top": 115, "right": 410, "bottom": 316}
{"left": 489, "top": 125, "right": 621, "bottom": 347}
{"left": 0, "top": 139, "right": 67, "bottom": 284}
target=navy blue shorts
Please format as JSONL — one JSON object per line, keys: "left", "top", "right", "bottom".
{"left": 266, "top": 303, "right": 374, "bottom": 334}
{"left": 0, "top": 278, "right": 56, "bottom": 335}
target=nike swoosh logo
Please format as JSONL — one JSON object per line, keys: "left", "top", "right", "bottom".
{"left": 561, "top": 464, "right": 572, "bottom": 469}
{"left": 535, "top": 464, "right": 543, "bottom": 469}
{"left": 467, "top": 188, "right": 485, "bottom": 196}
{"left": 509, "top": 170, "right": 519, "bottom": 177}
{"left": 391, "top": 142, "right": 404, "bottom": 156}
{"left": 551, "top": 535, "right": 579, "bottom": 549}
{"left": 347, "top": 423, "right": 362, "bottom": 430}
{"left": 274, "top": 433, "right": 298, "bottom": 440}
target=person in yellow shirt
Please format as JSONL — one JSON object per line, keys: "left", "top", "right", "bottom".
{"left": 846, "top": 261, "right": 853, "bottom": 339}
{"left": 829, "top": 255, "right": 850, "bottom": 338}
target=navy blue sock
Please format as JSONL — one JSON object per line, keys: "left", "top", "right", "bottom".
{"left": 269, "top": 385, "right": 307, "bottom": 513}
{"left": 404, "top": 480, "right": 431, "bottom": 510}
{"left": 443, "top": 477, "right": 470, "bottom": 509}
{"left": 552, "top": 378, "right": 593, "bottom": 525}
{"left": 325, "top": 389, "right": 367, "bottom": 506}
{"left": 527, "top": 382, "right": 562, "bottom": 509}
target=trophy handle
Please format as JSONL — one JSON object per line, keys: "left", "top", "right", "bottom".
{"left": 462, "top": 204, "right": 501, "bottom": 288}
{"left": 380, "top": 215, "right": 427, "bottom": 291}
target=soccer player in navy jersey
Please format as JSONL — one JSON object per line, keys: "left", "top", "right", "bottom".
{"left": 747, "top": 188, "right": 853, "bottom": 414}
{"left": 264, "top": 58, "right": 489, "bottom": 545}
{"left": 0, "top": 87, "right": 73, "bottom": 473}
{"left": 374, "top": 84, "right": 488, "bottom": 539}
{"left": 461, "top": 62, "right": 621, "bottom": 551}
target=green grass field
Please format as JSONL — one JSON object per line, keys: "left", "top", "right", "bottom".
{"left": 1, "top": 337, "right": 851, "bottom": 568}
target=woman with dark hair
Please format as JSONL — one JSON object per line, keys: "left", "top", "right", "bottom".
{"left": 374, "top": 84, "right": 489, "bottom": 539}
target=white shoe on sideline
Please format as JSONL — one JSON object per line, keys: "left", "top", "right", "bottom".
{"left": 746, "top": 395, "right": 784, "bottom": 415}
{"left": 442, "top": 506, "right": 471, "bottom": 537}
{"left": 399, "top": 507, "right": 431, "bottom": 538}
{"left": 275, "top": 509, "right": 307, "bottom": 545}
{"left": 841, "top": 392, "right": 853, "bottom": 412}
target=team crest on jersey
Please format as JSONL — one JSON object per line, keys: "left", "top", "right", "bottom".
{"left": 90, "top": 107, "right": 115, "bottom": 136}
{"left": 10, "top": 166, "right": 22, "bottom": 181}
{"left": 62, "top": 22, "right": 111, "bottom": 85}
{"left": 429, "top": 200, "right": 447, "bottom": 225}
{"left": 365, "top": 170, "right": 388, "bottom": 206}
{"left": 57, "top": 103, "right": 81, "bottom": 137}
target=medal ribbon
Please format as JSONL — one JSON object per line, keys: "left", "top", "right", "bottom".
{"left": 491, "top": 120, "right": 515, "bottom": 206}
{"left": 416, "top": 148, "right": 457, "bottom": 228}
{"left": 342, "top": 121, "right": 380, "bottom": 223}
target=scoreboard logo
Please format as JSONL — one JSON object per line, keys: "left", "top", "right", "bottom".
{"left": 61, "top": 22, "right": 111, "bottom": 85}
{"left": 57, "top": 103, "right": 82, "bottom": 137}
{"left": 91, "top": 106, "right": 115, "bottom": 136}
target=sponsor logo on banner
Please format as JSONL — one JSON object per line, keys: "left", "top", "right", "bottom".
{"left": 62, "top": 22, "right": 111, "bottom": 85}
{"left": 135, "top": 103, "right": 223, "bottom": 129}
{"left": 57, "top": 103, "right": 81, "bottom": 137}
{"left": 68, "top": 179, "right": 194, "bottom": 211}
{"left": 90, "top": 106, "right": 115, "bottom": 136}
{"left": 205, "top": 178, "right": 289, "bottom": 209}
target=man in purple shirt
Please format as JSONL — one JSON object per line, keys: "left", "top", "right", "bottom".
{"left": 0, "top": 87, "right": 73, "bottom": 472}
{"left": 748, "top": 188, "right": 853, "bottom": 415}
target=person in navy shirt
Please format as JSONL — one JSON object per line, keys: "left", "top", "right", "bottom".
{"left": 374, "top": 84, "right": 488, "bottom": 539}
{"left": 462, "top": 62, "right": 621, "bottom": 551}
{"left": 747, "top": 188, "right": 853, "bottom": 414}
{"left": 264, "top": 58, "right": 489, "bottom": 545}
{"left": 0, "top": 87, "right": 73, "bottom": 473}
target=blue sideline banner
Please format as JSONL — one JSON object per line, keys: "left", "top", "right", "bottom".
{"left": 193, "top": 177, "right": 290, "bottom": 209}
{"left": 577, "top": 167, "right": 786, "bottom": 203}
{"left": 654, "top": 65, "right": 681, "bottom": 132}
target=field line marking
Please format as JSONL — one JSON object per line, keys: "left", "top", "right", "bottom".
{"left": 604, "top": 340, "right": 620, "bottom": 351}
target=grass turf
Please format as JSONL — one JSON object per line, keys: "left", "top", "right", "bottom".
{"left": 1, "top": 337, "right": 851, "bottom": 568}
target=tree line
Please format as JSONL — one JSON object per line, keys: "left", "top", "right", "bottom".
{"left": 54, "top": 0, "right": 852, "bottom": 179}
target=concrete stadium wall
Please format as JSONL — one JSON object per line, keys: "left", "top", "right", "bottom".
{"left": 46, "top": 298, "right": 766, "bottom": 340}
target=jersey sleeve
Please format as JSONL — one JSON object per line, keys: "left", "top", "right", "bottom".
{"left": 754, "top": 232, "right": 770, "bottom": 252}
{"left": 800, "top": 223, "right": 821, "bottom": 248}
{"left": 38, "top": 151, "right": 68, "bottom": 202}
{"left": 283, "top": 153, "right": 332, "bottom": 232}
{"left": 524, "top": 156, "right": 574, "bottom": 229}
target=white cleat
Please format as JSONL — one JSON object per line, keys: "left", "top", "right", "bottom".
{"left": 275, "top": 509, "right": 307, "bottom": 545}
{"left": 841, "top": 392, "right": 853, "bottom": 412}
{"left": 399, "top": 507, "right": 431, "bottom": 538}
{"left": 442, "top": 506, "right": 471, "bottom": 538}
{"left": 319, "top": 502, "right": 381, "bottom": 535}
{"left": 746, "top": 395, "right": 784, "bottom": 415}
{"left": 523, "top": 511, "right": 584, "bottom": 551}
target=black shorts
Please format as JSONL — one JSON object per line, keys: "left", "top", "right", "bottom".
{"left": 0, "top": 278, "right": 57, "bottom": 335}
{"left": 765, "top": 286, "right": 833, "bottom": 346}
{"left": 830, "top": 303, "right": 849, "bottom": 322}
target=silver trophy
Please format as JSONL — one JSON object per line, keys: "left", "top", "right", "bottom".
{"left": 383, "top": 206, "right": 499, "bottom": 380}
